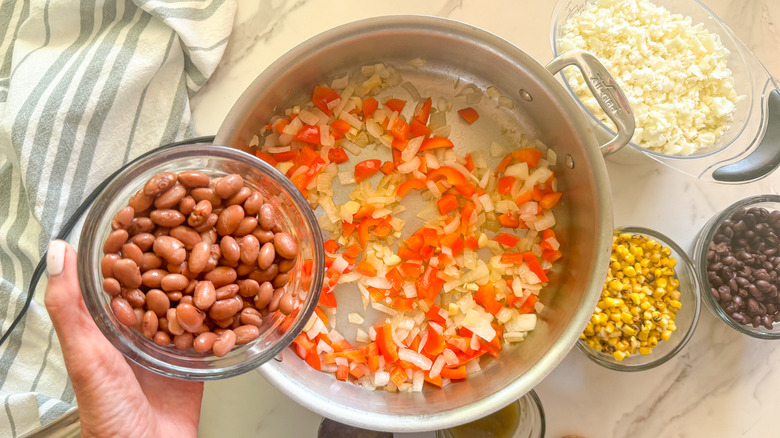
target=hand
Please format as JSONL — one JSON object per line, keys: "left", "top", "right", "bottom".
{"left": 44, "top": 240, "right": 203, "bottom": 438}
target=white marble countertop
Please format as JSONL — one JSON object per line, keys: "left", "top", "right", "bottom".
{"left": 191, "top": 0, "right": 780, "bottom": 437}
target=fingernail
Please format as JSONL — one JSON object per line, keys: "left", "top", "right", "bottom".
{"left": 47, "top": 240, "right": 66, "bottom": 277}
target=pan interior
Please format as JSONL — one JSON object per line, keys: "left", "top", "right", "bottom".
{"left": 215, "top": 16, "right": 610, "bottom": 432}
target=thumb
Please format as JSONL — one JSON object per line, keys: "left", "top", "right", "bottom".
{"left": 44, "top": 240, "right": 127, "bottom": 379}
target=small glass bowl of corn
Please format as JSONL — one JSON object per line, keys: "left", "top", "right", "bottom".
{"left": 577, "top": 226, "right": 701, "bottom": 371}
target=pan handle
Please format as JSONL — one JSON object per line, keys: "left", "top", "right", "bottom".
{"left": 546, "top": 50, "right": 635, "bottom": 156}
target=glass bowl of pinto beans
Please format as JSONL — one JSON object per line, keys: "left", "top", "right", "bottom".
{"left": 577, "top": 226, "right": 701, "bottom": 371}
{"left": 694, "top": 195, "right": 780, "bottom": 339}
{"left": 77, "top": 144, "right": 324, "bottom": 380}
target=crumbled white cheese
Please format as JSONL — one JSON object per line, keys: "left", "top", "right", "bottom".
{"left": 559, "top": 0, "right": 743, "bottom": 156}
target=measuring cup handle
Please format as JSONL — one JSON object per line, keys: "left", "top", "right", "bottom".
{"left": 547, "top": 50, "right": 635, "bottom": 156}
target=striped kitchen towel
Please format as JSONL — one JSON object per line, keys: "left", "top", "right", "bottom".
{"left": 0, "top": 0, "right": 235, "bottom": 435}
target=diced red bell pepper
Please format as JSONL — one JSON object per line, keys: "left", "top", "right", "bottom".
{"left": 457, "top": 107, "right": 480, "bottom": 124}
{"left": 328, "top": 147, "right": 349, "bottom": 164}
{"left": 440, "top": 365, "right": 467, "bottom": 380}
{"left": 423, "top": 324, "right": 446, "bottom": 356}
{"left": 363, "top": 96, "right": 379, "bottom": 117}
{"left": 342, "top": 222, "right": 357, "bottom": 238}
{"left": 390, "top": 366, "right": 408, "bottom": 386}
{"left": 515, "top": 190, "right": 533, "bottom": 206}
{"left": 500, "top": 253, "right": 525, "bottom": 265}
{"left": 425, "top": 304, "right": 446, "bottom": 324}
{"left": 437, "top": 194, "right": 459, "bottom": 215}
{"left": 464, "top": 154, "right": 475, "bottom": 172}
{"left": 416, "top": 265, "right": 443, "bottom": 302}
{"left": 405, "top": 233, "right": 424, "bottom": 251}
{"left": 323, "top": 239, "right": 340, "bottom": 254}
{"left": 427, "top": 166, "right": 468, "bottom": 186}
{"left": 305, "top": 350, "right": 321, "bottom": 370}
{"left": 419, "top": 137, "right": 454, "bottom": 151}
{"left": 461, "top": 200, "right": 476, "bottom": 231}
{"left": 380, "top": 161, "right": 396, "bottom": 175}
{"left": 498, "top": 213, "right": 520, "bottom": 228}
{"left": 330, "top": 119, "right": 352, "bottom": 134}
{"left": 440, "top": 233, "right": 465, "bottom": 257}
{"left": 455, "top": 183, "right": 476, "bottom": 198}
{"left": 520, "top": 294, "right": 538, "bottom": 314}
{"left": 396, "top": 178, "right": 426, "bottom": 197}
{"left": 422, "top": 227, "right": 438, "bottom": 248}
{"left": 498, "top": 176, "right": 516, "bottom": 194}
{"left": 376, "top": 324, "right": 399, "bottom": 363}
{"left": 352, "top": 205, "right": 375, "bottom": 220}
{"left": 336, "top": 364, "right": 349, "bottom": 381}
{"left": 398, "top": 246, "right": 423, "bottom": 260}
{"left": 542, "top": 249, "right": 563, "bottom": 262}
{"left": 274, "top": 150, "right": 298, "bottom": 162}
{"left": 494, "top": 233, "right": 520, "bottom": 247}
{"left": 390, "top": 118, "right": 410, "bottom": 141}
{"left": 475, "top": 284, "right": 503, "bottom": 316}
{"left": 413, "top": 97, "right": 432, "bottom": 124}
{"left": 356, "top": 261, "right": 377, "bottom": 277}
{"left": 255, "top": 150, "right": 278, "bottom": 166}
{"left": 385, "top": 98, "right": 406, "bottom": 113}
{"left": 355, "top": 159, "right": 381, "bottom": 183}
{"left": 512, "top": 148, "right": 544, "bottom": 168}
{"left": 410, "top": 119, "right": 432, "bottom": 138}
{"left": 399, "top": 262, "right": 423, "bottom": 279}
{"left": 312, "top": 86, "right": 341, "bottom": 116}
{"left": 385, "top": 267, "right": 404, "bottom": 291}
{"left": 357, "top": 217, "right": 382, "bottom": 248}
{"left": 522, "top": 252, "right": 549, "bottom": 283}
{"left": 540, "top": 191, "right": 563, "bottom": 209}
{"left": 424, "top": 373, "right": 443, "bottom": 387}
{"left": 294, "top": 125, "right": 321, "bottom": 145}
{"left": 319, "top": 290, "right": 337, "bottom": 307}
{"left": 464, "top": 235, "right": 479, "bottom": 250}
{"left": 392, "top": 297, "right": 416, "bottom": 311}
{"left": 497, "top": 154, "right": 514, "bottom": 173}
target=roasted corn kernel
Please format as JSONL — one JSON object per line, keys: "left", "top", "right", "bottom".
{"left": 579, "top": 232, "right": 683, "bottom": 361}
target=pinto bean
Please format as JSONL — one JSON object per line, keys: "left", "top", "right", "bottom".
{"left": 111, "top": 206, "right": 135, "bottom": 230}
{"left": 216, "top": 205, "right": 244, "bottom": 236}
{"left": 103, "top": 229, "right": 128, "bottom": 254}
{"left": 113, "top": 259, "right": 142, "bottom": 289}
{"left": 212, "top": 330, "right": 237, "bottom": 357}
{"left": 177, "top": 171, "right": 210, "bottom": 189}
{"left": 154, "top": 183, "right": 187, "bottom": 209}
{"left": 273, "top": 233, "right": 298, "bottom": 259}
{"left": 144, "top": 172, "right": 177, "bottom": 197}
{"left": 215, "top": 174, "right": 244, "bottom": 199}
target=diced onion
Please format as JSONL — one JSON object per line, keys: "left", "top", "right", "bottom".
{"left": 442, "top": 349, "right": 459, "bottom": 366}
{"left": 374, "top": 371, "right": 390, "bottom": 387}
{"left": 429, "top": 355, "right": 446, "bottom": 378}
{"left": 401, "top": 136, "right": 424, "bottom": 162}
{"left": 399, "top": 348, "right": 433, "bottom": 370}
{"left": 397, "top": 157, "right": 420, "bottom": 174}
{"left": 401, "top": 82, "right": 421, "bottom": 102}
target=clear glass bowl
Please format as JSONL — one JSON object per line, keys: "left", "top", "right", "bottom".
{"left": 577, "top": 226, "right": 701, "bottom": 371}
{"left": 77, "top": 144, "right": 324, "bottom": 380}
{"left": 693, "top": 195, "right": 780, "bottom": 339}
{"left": 551, "top": 0, "right": 780, "bottom": 183}
{"left": 435, "top": 390, "right": 545, "bottom": 438}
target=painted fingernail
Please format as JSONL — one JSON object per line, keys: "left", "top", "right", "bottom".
{"left": 47, "top": 240, "right": 66, "bottom": 277}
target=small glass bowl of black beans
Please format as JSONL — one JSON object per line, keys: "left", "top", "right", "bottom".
{"left": 694, "top": 195, "right": 780, "bottom": 338}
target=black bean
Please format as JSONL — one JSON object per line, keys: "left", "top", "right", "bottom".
{"left": 706, "top": 205, "right": 780, "bottom": 329}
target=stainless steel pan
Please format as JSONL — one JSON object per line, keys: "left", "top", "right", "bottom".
{"left": 215, "top": 15, "right": 633, "bottom": 432}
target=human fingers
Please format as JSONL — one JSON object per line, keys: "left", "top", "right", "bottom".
{"left": 131, "top": 363, "right": 203, "bottom": 434}
{"left": 43, "top": 240, "right": 143, "bottom": 407}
